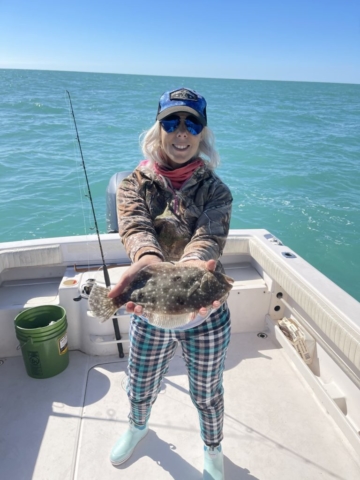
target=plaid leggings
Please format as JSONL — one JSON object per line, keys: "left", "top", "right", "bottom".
{"left": 127, "top": 304, "right": 231, "bottom": 446}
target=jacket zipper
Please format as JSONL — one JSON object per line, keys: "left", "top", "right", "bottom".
{"left": 173, "top": 193, "right": 179, "bottom": 213}
{"left": 160, "top": 176, "right": 180, "bottom": 214}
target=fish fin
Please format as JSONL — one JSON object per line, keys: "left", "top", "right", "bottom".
{"left": 88, "top": 283, "right": 118, "bottom": 323}
{"left": 224, "top": 274, "right": 234, "bottom": 284}
{"left": 146, "top": 311, "right": 197, "bottom": 329}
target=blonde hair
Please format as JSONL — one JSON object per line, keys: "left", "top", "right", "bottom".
{"left": 140, "top": 121, "right": 220, "bottom": 169}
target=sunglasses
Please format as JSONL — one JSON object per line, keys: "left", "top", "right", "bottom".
{"left": 160, "top": 114, "right": 204, "bottom": 136}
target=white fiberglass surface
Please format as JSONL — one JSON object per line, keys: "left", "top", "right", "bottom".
{"left": 1, "top": 334, "right": 360, "bottom": 480}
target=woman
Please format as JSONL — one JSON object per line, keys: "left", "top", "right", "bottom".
{"left": 108, "top": 88, "right": 233, "bottom": 479}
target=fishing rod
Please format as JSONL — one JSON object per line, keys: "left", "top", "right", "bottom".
{"left": 66, "top": 90, "right": 124, "bottom": 358}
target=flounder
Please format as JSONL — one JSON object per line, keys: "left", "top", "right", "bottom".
{"left": 88, "top": 262, "right": 234, "bottom": 328}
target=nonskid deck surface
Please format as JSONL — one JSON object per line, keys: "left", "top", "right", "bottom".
{"left": 1, "top": 333, "right": 360, "bottom": 480}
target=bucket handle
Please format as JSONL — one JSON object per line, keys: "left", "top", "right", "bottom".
{"left": 17, "top": 337, "right": 32, "bottom": 349}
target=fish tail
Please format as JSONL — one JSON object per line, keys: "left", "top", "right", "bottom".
{"left": 88, "top": 283, "right": 118, "bottom": 323}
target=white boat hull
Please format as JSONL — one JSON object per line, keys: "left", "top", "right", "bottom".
{"left": 1, "top": 229, "right": 359, "bottom": 478}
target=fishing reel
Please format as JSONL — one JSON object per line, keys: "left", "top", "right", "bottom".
{"left": 73, "top": 278, "right": 96, "bottom": 302}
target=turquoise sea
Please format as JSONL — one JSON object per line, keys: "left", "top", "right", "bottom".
{"left": 1, "top": 69, "right": 359, "bottom": 301}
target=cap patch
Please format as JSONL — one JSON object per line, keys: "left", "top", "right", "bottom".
{"left": 170, "top": 89, "right": 198, "bottom": 102}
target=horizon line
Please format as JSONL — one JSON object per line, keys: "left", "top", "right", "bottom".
{"left": 1, "top": 66, "right": 359, "bottom": 87}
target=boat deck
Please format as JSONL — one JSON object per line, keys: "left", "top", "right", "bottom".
{"left": 1, "top": 332, "right": 360, "bottom": 480}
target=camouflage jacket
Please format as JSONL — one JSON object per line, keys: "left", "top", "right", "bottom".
{"left": 116, "top": 162, "right": 233, "bottom": 265}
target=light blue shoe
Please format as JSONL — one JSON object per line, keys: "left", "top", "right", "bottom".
{"left": 203, "top": 444, "right": 224, "bottom": 479}
{"left": 110, "top": 422, "right": 149, "bottom": 466}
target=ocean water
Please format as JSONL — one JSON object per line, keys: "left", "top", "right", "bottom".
{"left": 1, "top": 69, "right": 359, "bottom": 301}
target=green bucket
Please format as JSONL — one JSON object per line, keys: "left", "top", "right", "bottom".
{"left": 14, "top": 305, "right": 69, "bottom": 379}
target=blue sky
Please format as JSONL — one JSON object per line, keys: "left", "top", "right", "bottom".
{"left": 1, "top": 0, "right": 359, "bottom": 84}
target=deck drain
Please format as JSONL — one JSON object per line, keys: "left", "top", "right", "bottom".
{"left": 0, "top": 359, "right": 5, "bottom": 366}
{"left": 257, "top": 332, "right": 268, "bottom": 339}
{"left": 121, "top": 373, "right": 128, "bottom": 391}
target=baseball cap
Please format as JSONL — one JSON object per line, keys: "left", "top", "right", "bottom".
{"left": 156, "top": 88, "right": 207, "bottom": 126}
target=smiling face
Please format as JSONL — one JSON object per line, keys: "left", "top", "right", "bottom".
{"left": 160, "top": 112, "right": 203, "bottom": 169}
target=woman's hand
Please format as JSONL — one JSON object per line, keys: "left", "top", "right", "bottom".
{"left": 108, "top": 254, "right": 162, "bottom": 314}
